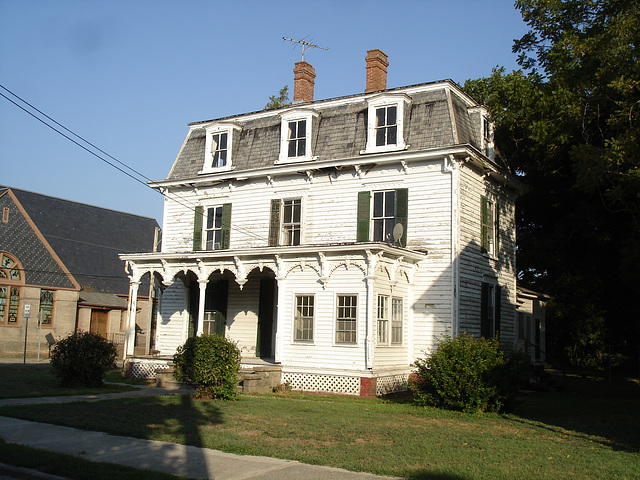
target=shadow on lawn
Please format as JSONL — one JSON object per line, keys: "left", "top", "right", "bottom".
{"left": 509, "top": 373, "right": 640, "bottom": 452}
{"left": 405, "top": 471, "right": 466, "bottom": 480}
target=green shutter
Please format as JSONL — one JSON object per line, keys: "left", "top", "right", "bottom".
{"left": 220, "top": 203, "right": 232, "bottom": 250}
{"left": 394, "top": 188, "right": 408, "bottom": 247}
{"left": 193, "top": 206, "right": 203, "bottom": 251}
{"left": 495, "top": 285, "right": 501, "bottom": 338}
{"left": 481, "top": 196, "right": 489, "bottom": 253}
{"left": 357, "top": 191, "right": 370, "bottom": 242}
{"left": 268, "top": 199, "right": 281, "bottom": 247}
{"left": 480, "top": 282, "right": 490, "bottom": 338}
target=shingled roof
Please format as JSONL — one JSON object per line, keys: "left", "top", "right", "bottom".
{"left": 0, "top": 186, "right": 159, "bottom": 295}
{"left": 166, "top": 80, "right": 498, "bottom": 182}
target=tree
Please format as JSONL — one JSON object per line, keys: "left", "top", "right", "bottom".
{"left": 264, "top": 85, "right": 290, "bottom": 110}
{"left": 464, "top": 0, "right": 640, "bottom": 372}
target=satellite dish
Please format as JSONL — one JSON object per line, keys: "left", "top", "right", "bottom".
{"left": 392, "top": 223, "right": 404, "bottom": 245}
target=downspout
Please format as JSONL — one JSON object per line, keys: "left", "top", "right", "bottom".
{"left": 444, "top": 155, "right": 460, "bottom": 337}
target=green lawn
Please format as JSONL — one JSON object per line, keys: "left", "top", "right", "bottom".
{"left": 0, "top": 372, "right": 638, "bottom": 480}
{"left": 0, "top": 364, "right": 137, "bottom": 398}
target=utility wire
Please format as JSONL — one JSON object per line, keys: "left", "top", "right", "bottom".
{"left": 0, "top": 84, "right": 270, "bottom": 244}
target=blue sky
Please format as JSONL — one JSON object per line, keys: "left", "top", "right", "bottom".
{"left": 1, "top": 0, "right": 528, "bottom": 224}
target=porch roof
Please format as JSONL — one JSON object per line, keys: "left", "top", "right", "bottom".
{"left": 120, "top": 242, "right": 426, "bottom": 286}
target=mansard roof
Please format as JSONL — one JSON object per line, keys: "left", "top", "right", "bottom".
{"left": 165, "top": 80, "right": 504, "bottom": 182}
{"left": 0, "top": 186, "right": 159, "bottom": 295}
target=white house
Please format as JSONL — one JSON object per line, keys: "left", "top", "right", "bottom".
{"left": 121, "top": 50, "right": 523, "bottom": 396}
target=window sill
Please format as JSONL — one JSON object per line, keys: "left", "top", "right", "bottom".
{"left": 275, "top": 155, "right": 318, "bottom": 165}
{"left": 198, "top": 165, "right": 235, "bottom": 175}
{"left": 360, "top": 143, "right": 408, "bottom": 155}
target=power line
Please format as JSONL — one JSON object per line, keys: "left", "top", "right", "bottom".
{"left": 0, "top": 84, "right": 271, "bottom": 245}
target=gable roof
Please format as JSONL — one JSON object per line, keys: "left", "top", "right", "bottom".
{"left": 0, "top": 186, "right": 159, "bottom": 295}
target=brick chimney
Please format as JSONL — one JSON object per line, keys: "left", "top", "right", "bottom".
{"left": 293, "top": 61, "right": 316, "bottom": 103}
{"left": 365, "top": 49, "right": 389, "bottom": 93}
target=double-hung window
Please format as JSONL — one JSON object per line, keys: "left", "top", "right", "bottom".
{"left": 377, "top": 295, "right": 403, "bottom": 345}
{"left": 375, "top": 105, "right": 397, "bottom": 147}
{"left": 377, "top": 295, "right": 389, "bottom": 344}
{"left": 287, "top": 120, "right": 306, "bottom": 158}
{"left": 269, "top": 198, "right": 302, "bottom": 246}
{"left": 372, "top": 190, "right": 396, "bottom": 243}
{"left": 278, "top": 109, "right": 318, "bottom": 163}
{"left": 336, "top": 295, "right": 357, "bottom": 344}
{"left": 481, "top": 196, "right": 498, "bottom": 256}
{"left": 202, "top": 123, "right": 240, "bottom": 173}
{"left": 193, "top": 204, "right": 232, "bottom": 251}
{"left": 357, "top": 189, "right": 408, "bottom": 247}
{"left": 210, "top": 132, "right": 228, "bottom": 168}
{"left": 294, "top": 294, "right": 314, "bottom": 342}
{"left": 391, "top": 297, "right": 403, "bottom": 344}
{"left": 364, "top": 94, "right": 409, "bottom": 153}
{"left": 481, "top": 282, "right": 501, "bottom": 338}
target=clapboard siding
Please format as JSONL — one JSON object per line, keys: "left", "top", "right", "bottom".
{"left": 156, "top": 280, "right": 188, "bottom": 354}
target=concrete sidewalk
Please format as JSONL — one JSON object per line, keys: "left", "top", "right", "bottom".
{"left": 0, "top": 386, "right": 396, "bottom": 480}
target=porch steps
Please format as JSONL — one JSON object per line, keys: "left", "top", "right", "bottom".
{"left": 154, "top": 363, "right": 283, "bottom": 394}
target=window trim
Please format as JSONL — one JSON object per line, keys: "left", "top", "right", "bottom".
{"left": 278, "top": 109, "right": 319, "bottom": 164}
{"left": 481, "top": 195, "right": 499, "bottom": 256}
{"left": 293, "top": 294, "right": 315, "bottom": 343}
{"left": 363, "top": 94, "right": 410, "bottom": 154}
{"left": 357, "top": 189, "right": 408, "bottom": 247}
{"left": 268, "top": 197, "right": 304, "bottom": 247}
{"left": 335, "top": 294, "right": 358, "bottom": 345}
{"left": 194, "top": 204, "right": 232, "bottom": 251}
{"left": 201, "top": 123, "right": 241, "bottom": 173}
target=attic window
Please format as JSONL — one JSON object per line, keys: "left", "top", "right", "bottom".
{"left": 363, "top": 94, "right": 410, "bottom": 154}
{"left": 201, "top": 123, "right": 241, "bottom": 174}
{"left": 278, "top": 109, "right": 319, "bottom": 164}
{"left": 2, "top": 208, "right": 8, "bottom": 223}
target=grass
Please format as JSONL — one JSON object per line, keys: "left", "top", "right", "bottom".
{"left": 0, "top": 364, "right": 137, "bottom": 398}
{"left": 0, "top": 439, "right": 190, "bottom": 480}
{"left": 0, "top": 371, "right": 638, "bottom": 479}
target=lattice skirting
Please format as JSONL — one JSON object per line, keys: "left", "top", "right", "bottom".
{"left": 282, "top": 372, "right": 361, "bottom": 396}
{"left": 376, "top": 374, "right": 409, "bottom": 396}
{"left": 127, "top": 359, "right": 172, "bottom": 379}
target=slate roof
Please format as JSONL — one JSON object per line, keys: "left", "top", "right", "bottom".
{"left": 0, "top": 186, "right": 159, "bottom": 295}
{"left": 166, "top": 81, "right": 495, "bottom": 182}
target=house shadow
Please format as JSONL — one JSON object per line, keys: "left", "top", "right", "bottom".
{"left": 507, "top": 373, "right": 640, "bottom": 452}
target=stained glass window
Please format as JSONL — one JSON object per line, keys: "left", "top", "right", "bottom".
{"left": 40, "top": 290, "right": 54, "bottom": 325}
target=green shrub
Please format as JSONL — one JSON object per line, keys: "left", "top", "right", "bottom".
{"left": 409, "top": 334, "right": 530, "bottom": 413}
{"left": 173, "top": 334, "right": 241, "bottom": 399}
{"left": 50, "top": 331, "right": 118, "bottom": 387}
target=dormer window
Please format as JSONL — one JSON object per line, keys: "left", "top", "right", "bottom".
{"left": 278, "top": 109, "right": 318, "bottom": 163}
{"left": 364, "top": 94, "right": 410, "bottom": 154}
{"left": 202, "top": 123, "right": 240, "bottom": 173}
{"left": 287, "top": 119, "right": 307, "bottom": 158}
{"left": 210, "top": 132, "right": 228, "bottom": 168}
{"left": 482, "top": 115, "right": 494, "bottom": 160}
{"left": 375, "top": 105, "right": 397, "bottom": 147}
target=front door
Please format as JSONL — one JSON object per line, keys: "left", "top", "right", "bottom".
{"left": 90, "top": 310, "right": 108, "bottom": 339}
{"left": 256, "top": 277, "right": 276, "bottom": 359}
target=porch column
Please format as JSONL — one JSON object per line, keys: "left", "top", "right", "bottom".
{"left": 124, "top": 280, "right": 140, "bottom": 358}
{"left": 365, "top": 275, "right": 375, "bottom": 370}
{"left": 196, "top": 279, "right": 208, "bottom": 335}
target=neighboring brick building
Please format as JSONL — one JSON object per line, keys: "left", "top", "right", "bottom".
{"left": 0, "top": 186, "right": 159, "bottom": 358}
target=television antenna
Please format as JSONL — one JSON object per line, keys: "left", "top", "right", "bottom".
{"left": 283, "top": 37, "right": 329, "bottom": 62}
